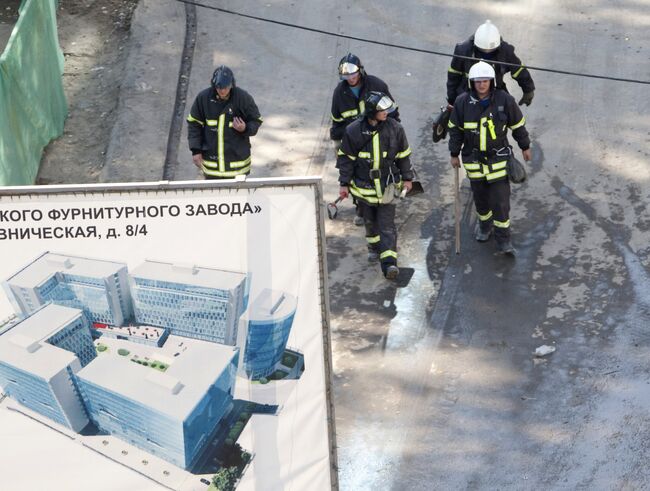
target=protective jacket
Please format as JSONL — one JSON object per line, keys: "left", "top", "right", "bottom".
{"left": 187, "top": 87, "right": 262, "bottom": 178}
{"left": 448, "top": 88, "right": 529, "bottom": 182}
{"left": 338, "top": 118, "right": 413, "bottom": 204}
{"left": 330, "top": 74, "right": 399, "bottom": 140}
{"left": 447, "top": 36, "right": 535, "bottom": 104}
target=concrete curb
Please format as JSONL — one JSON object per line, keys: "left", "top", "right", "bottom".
{"left": 101, "top": 0, "right": 185, "bottom": 183}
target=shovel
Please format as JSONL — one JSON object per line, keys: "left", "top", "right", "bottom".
{"left": 327, "top": 197, "right": 343, "bottom": 219}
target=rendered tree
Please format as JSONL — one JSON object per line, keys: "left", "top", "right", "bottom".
{"left": 212, "top": 467, "right": 238, "bottom": 490}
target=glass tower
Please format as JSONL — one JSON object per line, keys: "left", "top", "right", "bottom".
{"left": 242, "top": 290, "right": 297, "bottom": 379}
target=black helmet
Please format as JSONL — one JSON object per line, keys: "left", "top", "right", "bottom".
{"left": 338, "top": 53, "right": 365, "bottom": 81}
{"left": 211, "top": 65, "right": 235, "bottom": 90}
{"left": 364, "top": 91, "right": 396, "bottom": 119}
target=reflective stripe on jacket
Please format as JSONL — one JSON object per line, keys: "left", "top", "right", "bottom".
{"left": 446, "top": 36, "right": 535, "bottom": 104}
{"left": 337, "top": 118, "right": 414, "bottom": 204}
{"left": 448, "top": 89, "right": 530, "bottom": 182}
{"left": 187, "top": 86, "right": 262, "bottom": 177}
{"left": 330, "top": 74, "right": 400, "bottom": 141}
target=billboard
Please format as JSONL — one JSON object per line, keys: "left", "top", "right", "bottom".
{"left": 0, "top": 178, "right": 337, "bottom": 491}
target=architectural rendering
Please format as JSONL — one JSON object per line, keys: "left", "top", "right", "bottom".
{"left": 0, "top": 251, "right": 300, "bottom": 476}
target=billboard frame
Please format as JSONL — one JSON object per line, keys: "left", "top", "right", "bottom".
{"left": 0, "top": 176, "right": 339, "bottom": 490}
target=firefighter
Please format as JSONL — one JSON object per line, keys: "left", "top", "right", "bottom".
{"left": 337, "top": 91, "right": 414, "bottom": 279}
{"left": 447, "top": 20, "right": 535, "bottom": 108}
{"left": 448, "top": 61, "right": 531, "bottom": 255}
{"left": 330, "top": 53, "right": 400, "bottom": 141}
{"left": 187, "top": 65, "right": 263, "bottom": 179}
{"left": 331, "top": 53, "right": 400, "bottom": 226}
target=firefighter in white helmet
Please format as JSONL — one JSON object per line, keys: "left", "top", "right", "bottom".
{"left": 448, "top": 61, "right": 532, "bottom": 255}
{"left": 447, "top": 20, "right": 535, "bottom": 108}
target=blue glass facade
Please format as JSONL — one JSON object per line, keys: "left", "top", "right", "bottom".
{"left": 78, "top": 379, "right": 186, "bottom": 467}
{"left": 3, "top": 254, "right": 131, "bottom": 326}
{"left": 244, "top": 311, "right": 296, "bottom": 379}
{"left": 77, "top": 353, "right": 238, "bottom": 469}
{"left": 130, "top": 277, "right": 244, "bottom": 344}
{"left": 0, "top": 362, "right": 74, "bottom": 429}
{"left": 183, "top": 355, "right": 238, "bottom": 468}
{"left": 46, "top": 314, "right": 96, "bottom": 367}
{"left": 0, "top": 305, "right": 94, "bottom": 431}
{"left": 40, "top": 272, "right": 125, "bottom": 325}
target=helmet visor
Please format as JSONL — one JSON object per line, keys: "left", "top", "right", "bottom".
{"left": 470, "top": 77, "right": 492, "bottom": 82}
{"left": 376, "top": 95, "right": 396, "bottom": 113}
{"left": 214, "top": 78, "right": 233, "bottom": 89}
{"left": 213, "top": 70, "right": 233, "bottom": 89}
{"left": 339, "top": 62, "right": 360, "bottom": 80}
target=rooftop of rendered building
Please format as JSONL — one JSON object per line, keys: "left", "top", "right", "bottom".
{"left": 248, "top": 289, "right": 297, "bottom": 322}
{"left": 76, "top": 334, "right": 239, "bottom": 421}
{"left": 0, "top": 303, "right": 85, "bottom": 379}
{"left": 92, "top": 323, "right": 166, "bottom": 342}
{"left": 130, "top": 260, "right": 247, "bottom": 291}
{"left": 4, "top": 252, "right": 126, "bottom": 289}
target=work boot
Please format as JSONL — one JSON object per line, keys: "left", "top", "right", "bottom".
{"left": 496, "top": 240, "right": 516, "bottom": 256}
{"left": 385, "top": 265, "right": 400, "bottom": 280}
{"left": 353, "top": 215, "right": 365, "bottom": 226}
{"left": 474, "top": 221, "right": 493, "bottom": 242}
{"left": 367, "top": 251, "right": 379, "bottom": 262}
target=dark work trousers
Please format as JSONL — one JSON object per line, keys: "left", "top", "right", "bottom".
{"left": 470, "top": 178, "right": 511, "bottom": 243}
{"left": 353, "top": 198, "right": 363, "bottom": 218}
{"left": 359, "top": 200, "right": 397, "bottom": 272}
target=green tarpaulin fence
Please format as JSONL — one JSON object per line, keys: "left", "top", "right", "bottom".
{"left": 0, "top": 0, "right": 67, "bottom": 186}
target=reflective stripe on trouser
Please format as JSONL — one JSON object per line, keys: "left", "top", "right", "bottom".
{"left": 202, "top": 157, "right": 251, "bottom": 179}
{"left": 463, "top": 160, "right": 508, "bottom": 181}
{"left": 470, "top": 179, "right": 511, "bottom": 242}
{"left": 358, "top": 201, "right": 397, "bottom": 269}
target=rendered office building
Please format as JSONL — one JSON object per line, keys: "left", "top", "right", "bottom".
{"left": 129, "top": 261, "right": 249, "bottom": 345}
{"left": 2, "top": 252, "right": 132, "bottom": 326}
{"left": 0, "top": 304, "right": 94, "bottom": 431}
{"left": 239, "top": 289, "right": 297, "bottom": 379}
{"left": 76, "top": 338, "right": 239, "bottom": 469}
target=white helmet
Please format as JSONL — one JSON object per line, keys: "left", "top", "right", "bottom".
{"left": 468, "top": 61, "right": 495, "bottom": 81}
{"left": 474, "top": 20, "right": 501, "bottom": 51}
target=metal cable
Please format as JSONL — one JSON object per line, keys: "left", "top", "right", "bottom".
{"left": 175, "top": 0, "right": 650, "bottom": 85}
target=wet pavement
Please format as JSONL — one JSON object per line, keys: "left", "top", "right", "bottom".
{"left": 97, "top": 0, "right": 650, "bottom": 488}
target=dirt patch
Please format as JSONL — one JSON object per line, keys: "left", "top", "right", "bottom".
{"left": 0, "top": 0, "right": 21, "bottom": 50}
{"left": 37, "top": 0, "right": 139, "bottom": 185}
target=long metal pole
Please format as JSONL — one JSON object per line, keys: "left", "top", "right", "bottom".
{"left": 454, "top": 167, "right": 460, "bottom": 254}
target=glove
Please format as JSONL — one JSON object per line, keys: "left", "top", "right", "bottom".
{"left": 518, "top": 91, "right": 534, "bottom": 106}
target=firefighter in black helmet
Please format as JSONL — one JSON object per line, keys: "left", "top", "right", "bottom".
{"left": 331, "top": 53, "right": 400, "bottom": 226}
{"left": 337, "top": 91, "right": 414, "bottom": 280}
{"left": 187, "top": 65, "right": 263, "bottom": 179}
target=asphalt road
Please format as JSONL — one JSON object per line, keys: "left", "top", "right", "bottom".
{"left": 116, "top": 0, "right": 650, "bottom": 488}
